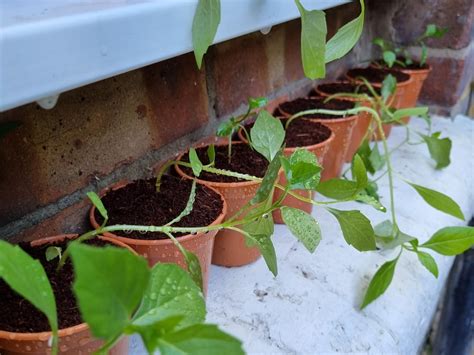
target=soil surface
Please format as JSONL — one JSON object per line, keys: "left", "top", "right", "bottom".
{"left": 346, "top": 67, "right": 410, "bottom": 83}
{"left": 0, "top": 238, "right": 111, "bottom": 333}
{"left": 180, "top": 144, "right": 268, "bottom": 183}
{"left": 279, "top": 98, "right": 355, "bottom": 119}
{"left": 95, "top": 175, "right": 224, "bottom": 240}
{"left": 244, "top": 119, "right": 332, "bottom": 148}
{"left": 373, "top": 59, "right": 430, "bottom": 70}
{"left": 313, "top": 82, "right": 381, "bottom": 97}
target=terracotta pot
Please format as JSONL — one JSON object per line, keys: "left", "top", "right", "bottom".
{"left": 175, "top": 142, "right": 262, "bottom": 267}
{"left": 278, "top": 100, "right": 358, "bottom": 181}
{"left": 0, "top": 234, "right": 131, "bottom": 355}
{"left": 370, "top": 62, "right": 432, "bottom": 108}
{"left": 346, "top": 67, "right": 414, "bottom": 124}
{"left": 237, "top": 120, "right": 334, "bottom": 224}
{"left": 90, "top": 181, "right": 227, "bottom": 295}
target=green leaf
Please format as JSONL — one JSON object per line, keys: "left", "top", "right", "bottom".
{"left": 0, "top": 241, "right": 58, "bottom": 336}
{"left": 369, "top": 144, "right": 385, "bottom": 172}
{"left": 250, "top": 110, "right": 285, "bottom": 162}
{"left": 181, "top": 249, "right": 204, "bottom": 292}
{"left": 281, "top": 149, "right": 322, "bottom": 190}
{"left": 70, "top": 243, "right": 150, "bottom": 339}
{"left": 423, "top": 24, "right": 448, "bottom": 38}
{"left": 132, "top": 263, "right": 205, "bottom": 328}
{"left": 325, "top": 0, "right": 365, "bottom": 63}
{"left": 166, "top": 180, "right": 197, "bottom": 226}
{"left": 356, "top": 192, "right": 386, "bottom": 212}
{"left": 328, "top": 208, "right": 376, "bottom": 251}
{"left": 244, "top": 199, "right": 275, "bottom": 241}
{"left": 192, "top": 0, "right": 221, "bottom": 69}
{"left": 420, "top": 43, "right": 428, "bottom": 66}
{"left": 317, "top": 179, "right": 359, "bottom": 200}
{"left": 295, "top": 0, "right": 327, "bottom": 79}
{"left": 207, "top": 144, "right": 216, "bottom": 165}
{"left": 157, "top": 324, "right": 244, "bottom": 355}
{"left": 416, "top": 251, "right": 439, "bottom": 278}
{"left": 374, "top": 220, "right": 394, "bottom": 238}
{"left": 45, "top": 246, "right": 62, "bottom": 262}
{"left": 406, "top": 182, "right": 464, "bottom": 220}
{"left": 421, "top": 132, "right": 452, "bottom": 169}
{"left": 251, "top": 151, "right": 281, "bottom": 204}
{"left": 87, "top": 191, "right": 108, "bottom": 223}
{"left": 375, "top": 222, "right": 416, "bottom": 250}
{"left": 216, "top": 117, "right": 236, "bottom": 137}
{"left": 248, "top": 97, "right": 268, "bottom": 110}
{"left": 373, "top": 38, "right": 387, "bottom": 50}
{"left": 421, "top": 226, "right": 474, "bottom": 255}
{"left": 352, "top": 154, "right": 368, "bottom": 189}
{"left": 243, "top": 231, "right": 277, "bottom": 276}
{"left": 383, "top": 51, "right": 396, "bottom": 67}
{"left": 281, "top": 207, "right": 321, "bottom": 253}
{"left": 392, "top": 106, "right": 429, "bottom": 122}
{"left": 189, "top": 148, "right": 203, "bottom": 177}
{"left": 381, "top": 74, "right": 396, "bottom": 102}
{"left": 0, "top": 121, "right": 21, "bottom": 140}
{"left": 356, "top": 140, "right": 375, "bottom": 174}
{"left": 360, "top": 257, "right": 398, "bottom": 309}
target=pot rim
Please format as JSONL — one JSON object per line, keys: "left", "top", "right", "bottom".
{"left": 175, "top": 141, "right": 263, "bottom": 189}
{"left": 370, "top": 60, "right": 432, "bottom": 74}
{"left": 278, "top": 98, "right": 360, "bottom": 123}
{"left": 0, "top": 234, "right": 134, "bottom": 341}
{"left": 89, "top": 180, "right": 228, "bottom": 245}
{"left": 314, "top": 80, "right": 378, "bottom": 101}
{"left": 237, "top": 118, "right": 335, "bottom": 153}
{"left": 345, "top": 67, "right": 414, "bottom": 88}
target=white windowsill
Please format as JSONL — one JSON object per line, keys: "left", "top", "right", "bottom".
{"left": 0, "top": 0, "right": 350, "bottom": 112}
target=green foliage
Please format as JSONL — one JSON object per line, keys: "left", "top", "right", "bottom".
{"left": 45, "top": 246, "right": 62, "bottom": 262}
{"left": 0, "top": 241, "right": 58, "bottom": 352}
{"left": 87, "top": 191, "right": 108, "bottom": 224}
{"left": 250, "top": 110, "right": 285, "bottom": 162}
{"left": 351, "top": 154, "right": 368, "bottom": 189}
{"left": 192, "top": 0, "right": 221, "bottom": 69}
{"left": 281, "top": 149, "right": 322, "bottom": 190}
{"left": 251, "top": 151, "right": 282, "bottom": 204}
{"left": 281, "top": 207, "right": 321, "bottom": 252}
{"left": 421, "top": 132, "right": 452, "bottom": 169}
{"left": 295, "top": 0, "right": 327, "bottom": 79}
{"left": 207, "top": 144, "right": 216, "bottom": 165}
{"left": 356, "top": 140, "right": 385, "bottom": 175}
{"left": 406, "top": 182, "right": 464, "bottom": 220}
{"left": 381, "top": 74, "right": 396, "bottom": 102}
{"left": 248, "top": 97, "right": 268, "bottom": 109}
{"left": 374, "top": 220, "right": 415, "bottom": 250}
{"left": 189, "top": 148, "right": 204, "bottom": 177}
{"left": 391, "top": 107, "right": 429, "bottom": 122}
{"left": 241, "top": 229, "right": 277, "bottom": 276}
{"left": 421, "top": 226, "right": 474, "bottom": 256}
{"left": 216, "top": 117, "right": 237, "bottom": 137}
{"left": 361, "top": 257, "right": 398, "bottom": 309}
{"left": 317, "top": 179, "right": 359, "bottom": 200}
{"left": 328, "top": 208, "right": 376, "bottom": 251}
{"left": 416, "top": 251, "right": 438, "bottom": 278}
{"left": 166, "top": 180, "right": 197, "bottom": 226}
{"left": 325, "top": 0, "right": 365, "bottom": 63}
{"left": 383, "top": 51, "right": 396, "bottom": 67}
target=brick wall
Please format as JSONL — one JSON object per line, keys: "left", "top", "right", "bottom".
{"left": 0, "top": 1, "right": 472, "bottom": 242}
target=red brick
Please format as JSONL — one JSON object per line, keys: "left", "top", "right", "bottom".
{"left": 0, "top": 53, "right": 209, "bottom": 226}
{"left": 420, "top": 47, "right": 474, "bottom": 106}
{"left": 209, "top": 32, "right": 270, "bottom": 117}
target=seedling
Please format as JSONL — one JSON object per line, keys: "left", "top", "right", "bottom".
{"left": 373, "top": 24, "right": 448, "bottom": 67}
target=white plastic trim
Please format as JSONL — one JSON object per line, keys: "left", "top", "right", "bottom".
{"left": 0, "top": 0, "right": 350, "bottom": 112}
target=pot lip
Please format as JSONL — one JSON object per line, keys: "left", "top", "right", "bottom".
{"left": 175, "top": 141, "right": 263, "bottom": 188}
{"left": 345, "top": 67, "right": 414, "bottom": 87}
{"left": 313, "top": 81, "right": 378, "bottom": 101}
{"left": 0, "top": 233, "right": 134, "bottom": 341}
{"left": 89, "top": 180, "right": 228, "bottom": 245}
{"left": 370, "top": 60, "right": 432, "bottom": 74}
{"left": 237, "top": 118, "right": 335, "bottom": 153}
{"left": 278, "top": 99, "right": 360, "bottom": 123}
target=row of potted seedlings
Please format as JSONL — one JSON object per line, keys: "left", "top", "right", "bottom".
{"left": 0, "top": 56, "right": 467, "bottom": 355}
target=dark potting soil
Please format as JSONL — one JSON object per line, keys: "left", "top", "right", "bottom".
{"left": 0, "top": 238, "right": 111, "bottom": 333}
{"left": 94, "top": 175, "right": 224, "bottom": 240}
{"left": 244, "top": 119, "right": 332, "bottom": 148}
{"left": 346, "top": 67, "right": 410, "bottom": 83}
{"left": 279, "top": 98, "right": 355, "bottom": 119}
{"left": 180, "top": 144, "right": 268, "bottom": 183}
{"left": 373, "top": 59, "right": 429, "bottom": 70}
{"left": 313, "top": 82, "right": 381, "bottom": 97}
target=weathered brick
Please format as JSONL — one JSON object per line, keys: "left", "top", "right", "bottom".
{"left": 0, "top": 53, "right": 209, "bottom": 226}
{"left": 420, "top": 47, "right": 474, "bottom": 106}
{"left": 209, "top": 32, "right": 270, "bottom": 117}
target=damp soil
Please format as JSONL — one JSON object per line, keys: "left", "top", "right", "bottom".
{"left": 312, "top": 82, "right": 381, "bottom": 97}
{"left": 279, "top": 98, "right": 355, "bottom": 119}
{"left": 180, "top": 144, "right": 268, "bottom": 183}
{"left": 243, "top": 119, "right": 332, "bottom": 148}
{"left": 373, "top": 59, "right": 429, "bottom": 70}
{"left": 346, "top": 67, "right": 410, "bottom": 83}
{"left": 0, "top": 238, "right": 112, "bottom": 333}
{"left": 94, "top": 175, "right": 224, "bottom": 240}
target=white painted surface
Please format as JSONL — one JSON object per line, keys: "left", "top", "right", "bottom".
{"left": 129, "top": 115, "right": 474, "bottom": 354}
{"left": 0, "top": 0, "right": 349, "bottom": 112}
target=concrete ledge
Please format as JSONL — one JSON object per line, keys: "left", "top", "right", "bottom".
{"left": 131, "top": 115, "right": 474, "bottom": 354}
